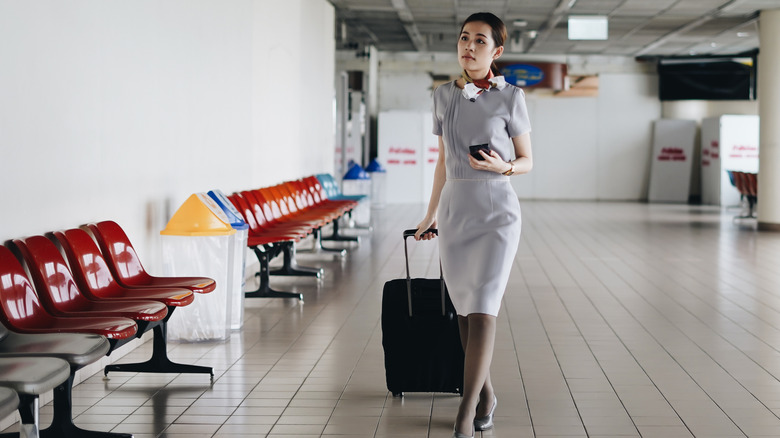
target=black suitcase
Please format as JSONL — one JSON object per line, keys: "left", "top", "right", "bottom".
{"left": 381, "top": 229, "right": 464, "bottom": 397}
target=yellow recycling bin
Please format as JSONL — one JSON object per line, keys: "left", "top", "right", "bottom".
{"left": 161, "top": 193, "right": 235, "bottom": 342}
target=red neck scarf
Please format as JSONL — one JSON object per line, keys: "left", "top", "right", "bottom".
{"left": 462, "top": 69, "right": 495, "bottom": 90}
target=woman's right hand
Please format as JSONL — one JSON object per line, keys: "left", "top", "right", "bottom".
{"left": 414, "top": 217, "right": 438, "bottom": 241}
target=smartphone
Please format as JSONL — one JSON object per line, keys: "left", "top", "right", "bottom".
{"left": 469, "top": 144, "right": 490, "bottom": 161}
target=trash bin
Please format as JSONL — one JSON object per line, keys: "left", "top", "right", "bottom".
{"left": 365, "top": 159, "right": 387, "bottom": 209}
{"left": 207, "top": 189, "right": 248, "bottom": 331}
{"left": 161, "top": 193, "right": 235, "bottom": 342}
{"left": 342, "top": 163, "right": 371, "bottom": 225}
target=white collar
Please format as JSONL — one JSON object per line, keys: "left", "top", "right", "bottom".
{"left": 461, "top": 76, "right": 508, "bottom": 100}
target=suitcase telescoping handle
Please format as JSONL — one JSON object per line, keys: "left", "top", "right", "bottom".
{"left": 402, "top": 229, "right": 446, "bottom": 318}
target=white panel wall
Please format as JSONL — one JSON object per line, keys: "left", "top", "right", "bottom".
{"left": 513, "top": 74, "right": 660, "bottom": 200}
{"left": 0, "top": 0, "right": 335, "bottom": 267}
{"left": 518, "top": 97, "right": 600, "bottom": 200}
{"left": 597, "top": 73, "right": 661, "bottom": 200}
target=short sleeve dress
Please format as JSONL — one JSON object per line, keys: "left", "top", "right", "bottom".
{"left": 432, "top": 80, "right": 531, "bottom": 317}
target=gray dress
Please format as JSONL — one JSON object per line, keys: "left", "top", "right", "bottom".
{"left": 433, "top": 80, "right": 531, "bottom": 316}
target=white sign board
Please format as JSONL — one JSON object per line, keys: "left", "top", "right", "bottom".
{"left": 648, "top": 119, "right": 697, "bottom": 203}
{"left": 378, "top": 111, "right": 436, "bottom": 204}
{"left": 700, "top": 115, "right": 759, "bottom": 206}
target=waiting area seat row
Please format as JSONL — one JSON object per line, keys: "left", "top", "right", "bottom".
{"left": 227, "top": 174, "right": 364, "bottom": 301}
{"left": 728, "top": 170, "right": 758, "bottom": 220}
{"left": 0, "top": 222, "right": 216, "bottom": 438}
{"left": 0, "top": 173, "right": 367, "bottom": 436}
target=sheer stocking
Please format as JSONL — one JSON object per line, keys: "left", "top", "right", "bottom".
{"left": 454, "top": 313, "right": 497, "bottom": 435}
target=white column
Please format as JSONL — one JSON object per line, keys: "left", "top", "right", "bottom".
{"left": 758, "top": 9, "right": 780, "bottom": 230}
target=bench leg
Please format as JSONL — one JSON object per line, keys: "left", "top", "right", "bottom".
{"left": 270, "top": 243, "right": 323, "bottom": 278}
{"left": 104, "top": 318, "right": 214, "bottom": 379}
{"left": 10, "top": 394, "right": 38, "bottom": 438}
{"left": 298, "top": 228, "right": 346, "bottom": 257}
{"left": 38, "top": 373, "right": 132, "bottom": 438}
{"left": 246, "top": 246, "right": 303, "bottom": 301}
{"left": 345, "top": 210, "right": 372, "bottom": 232}
{"left": 322, "top": 218, "right": 359, "bottom": 243}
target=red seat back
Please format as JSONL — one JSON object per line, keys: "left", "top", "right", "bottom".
{"left": 303, "top": 176, "right": 328, "bottom": 202}
{"left": 272, "top": 184, "right": 302, "bottom": 217}
{"left": 88, "top": 221, "right": 215, "bottom": 294}
{"left": 0, "top": 246, "right": 54, "bottom": 330}
{"left": 254, "top": 188, "right": 286, "bottom": 222}
{"left": 228, "top": 193, "right": 263, "bottom": 234}
{"left": 11, "top": 236, "right": 95, "bottom": 316}
{"left": 52, "top": 228, "right": 125, "bottom": 299}
{"left": 747, "top": 173, "right": 758, "bottom": 196}
{"left": 736, "top": 171, "right": 748, "bottom": 195}
{"left": 243, "top": 190, "right": 281, "bottom": 227}
{"left": 289, "top": 180, "right": 317, "bottom": 208}
{"left": 263, "top": 186, "right": 295, "bottom": 220}
{"left": 85, "top": 221, "right": 151, "bottom": 288}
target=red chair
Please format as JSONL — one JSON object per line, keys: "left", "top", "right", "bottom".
{"left": 0, "top": 246, "right": 137, "bottom": 344}
{"left": 286, "top": 180, "right": 347, "bottom": 219}
{"left": 0, "top": 245, "right": 135, "bottom": 438}
{"left": 252, "top": 188, "right": 320, "bottom": 232}
{"left": 52, "top": 230, "right": 194, "bottom": 307}
{"left": 11, "top": 235, "right": 168, "bottom": 336}
{"left": 268, "top": 184, "right": 329, "bottom": 227}
{"left": 730, "top": 171, "right": 758, "bottom": 219}
{"left": 227, "top": 192, "right": 303, "bottom": 300}
{"left": 52, "top": 228, "right": 214, "bottom": 379}
{"left": 240, "top": 190, "right": 311, "bottom": 238}
{"left": 302, "top": 175, "right": 356, "bottom": 212}
{"left": 301, "top": 176, "right": 359, "bottom": 243}
{"left": 84, "top": 221, "right": 216, "bottom": 295}
{"left": 282, "top": 180, "right": 348, "bottom": 256}
{"left": 244, "top": 190, "right": 323, "bottom": 279}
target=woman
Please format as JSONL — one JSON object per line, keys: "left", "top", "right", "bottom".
{"left": 414, "top": 12, "right": 533, "bottom": 438}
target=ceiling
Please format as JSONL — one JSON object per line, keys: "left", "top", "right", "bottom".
{"left": 328, "top": 0, "right": 779, "bottom": 57}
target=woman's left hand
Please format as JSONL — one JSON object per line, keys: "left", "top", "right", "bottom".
{"left": 468, "top": 149, "right": 511, "bottom": 174}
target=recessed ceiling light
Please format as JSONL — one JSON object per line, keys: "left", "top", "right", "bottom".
{"left": 568, "top": 15, "right": 608, "bottom": 40}
{"left": 710, "top": 42, "right": 718, "bottom": 47}
{"left": 513, "top": 19, "right": 528, "bottom": 27}
{"left": 737, "top": 32, "right": 749, "bottom": 37}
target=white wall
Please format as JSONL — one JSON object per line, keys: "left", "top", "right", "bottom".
{"left": 597, "top": 73, "right": 661, "bottom": 200}
{"left": 0, "top": 0, "right": 335, "bottom": 267}
{"left": 378, "top": 72, "right": 434, "bottom": 112}
{"left": 511, "top": 74, "right": 660, "bottom": 201}
{"left": 252, "top": 0, "right": 335, "bottom": 188}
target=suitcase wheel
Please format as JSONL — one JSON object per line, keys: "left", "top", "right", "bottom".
{"left": 392, "top": 392, "right": 404, "bottom": 398}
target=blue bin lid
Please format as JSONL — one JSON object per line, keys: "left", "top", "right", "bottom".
{"left": 343, "top": 163, "right": 370, "bottom": 180}
{"left": 207, "top": 190, "right": 249, "bottom": 230}
{"left": 365, "top": 159, "right": 386, "bottom": 173}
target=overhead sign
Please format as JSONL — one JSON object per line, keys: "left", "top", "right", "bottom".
{"left": 497, "top": 62, "right": 567, "bottom": 90}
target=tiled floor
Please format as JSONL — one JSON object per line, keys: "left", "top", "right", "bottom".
{"left": 5, "top": 201, "right": 780, "bottom": 437}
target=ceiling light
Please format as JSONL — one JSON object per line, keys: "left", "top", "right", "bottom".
{"left": 513, "top": 19, "right": 528, "bottom": 28}
{"left": 568, "top": 15, "right": 608, "bottom": 40}
{"left": 737, "top": 32, "right": 749, "bottom": 37}
{"left": 526, "top": 30, "right": 538, "bottom": 39}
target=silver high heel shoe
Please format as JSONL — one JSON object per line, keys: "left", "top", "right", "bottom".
{"left": 452, "top": 426, "right": 474, "bottom": 438}
{"left": 473, "top": 395, "right": 497, "bottom": 431}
